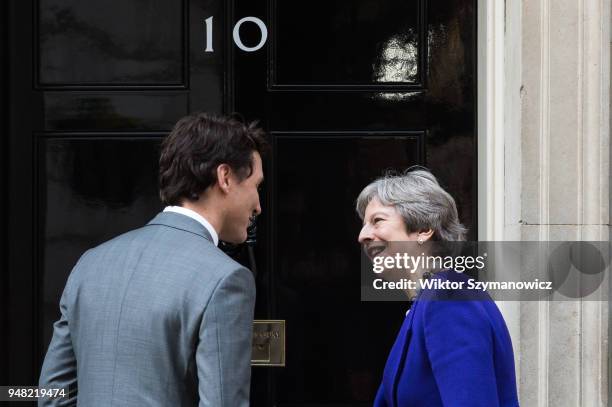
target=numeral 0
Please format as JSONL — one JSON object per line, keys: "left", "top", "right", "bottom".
{"left": 204, "top": 16, "right": 268, "bottom": 53}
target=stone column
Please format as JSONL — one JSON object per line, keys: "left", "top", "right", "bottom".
{"left": 517, "top": 0, "right": 610, "bottom": 405}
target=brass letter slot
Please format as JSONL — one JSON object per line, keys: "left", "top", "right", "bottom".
{"left": 251, "top": 320, "right": 285, "bottom": 367}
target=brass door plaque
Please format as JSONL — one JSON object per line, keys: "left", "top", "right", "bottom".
{"left": 251, "top": 320, "right": 285, "bottom": 367}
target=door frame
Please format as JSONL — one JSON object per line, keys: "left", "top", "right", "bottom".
{"left": 1, "top": 0, "right": 8, "bottom": 388}
{"left": 476, "top": 0, "right": 522, "bottom": 387}
{"left": 478, "top": 2, "right": 611, "bottom": 403}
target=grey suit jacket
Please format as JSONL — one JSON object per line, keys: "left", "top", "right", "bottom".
{"left": 39, "top": 211, "right": 256, "bottom": 406}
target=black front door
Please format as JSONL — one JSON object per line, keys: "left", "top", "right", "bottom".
{"left": 3, "top": 0, "right": 476, "bottom": 405}
{"left": 235, "top": 1, "right": 476, "bottom": 405}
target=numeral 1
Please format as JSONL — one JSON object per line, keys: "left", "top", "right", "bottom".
{"left": 204, "top": 16, "right": 214, "bottom": 52}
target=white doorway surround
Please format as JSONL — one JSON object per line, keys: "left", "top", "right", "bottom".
{"left": 477, "top": 0, "right": 610, "bottom": 405}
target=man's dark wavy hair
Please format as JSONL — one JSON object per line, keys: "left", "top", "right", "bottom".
{"left": 159, "top": 112, "right": 268, "bottom": 206}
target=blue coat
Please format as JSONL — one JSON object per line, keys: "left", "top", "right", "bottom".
{"left": 374, "top": 271, "right": 519, "bottom": 407}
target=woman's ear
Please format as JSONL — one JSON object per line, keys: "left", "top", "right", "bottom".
{"left": 419, "top": 229, "right": 435, "bottom": 242}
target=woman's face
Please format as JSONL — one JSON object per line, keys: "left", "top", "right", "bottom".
{"left": 358, "top": 197, "right": 422, "bottom": 258}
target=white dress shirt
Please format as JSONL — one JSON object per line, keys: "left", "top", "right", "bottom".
{"left": 163, "top": 206, "right": 219, "bottom": 246}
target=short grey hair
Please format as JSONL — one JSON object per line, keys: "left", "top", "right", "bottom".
{"left": 356, "top": 169, "right": 467, "bottom": 241}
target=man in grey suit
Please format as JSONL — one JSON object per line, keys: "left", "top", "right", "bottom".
{"left": 39, "top": 112, "right": 267, "bottom": 406}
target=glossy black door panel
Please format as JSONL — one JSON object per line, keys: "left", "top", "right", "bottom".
{"left": 0, "top": 0, "right": 8, "bottom": 389}
{"left": 274, "top": 133, "right": 424, "bottom": 263}
{"left": 272, "top": 0, "right": 424, "bottom": 88}
{"left": 37, "top": 0, "right": 186, "bottom": 86}
{"left": 235, "top": 0, "right": 476, "bottom": 405}
{"left": 6, "top": 0, "right": 227, "bottom": 389}
{"left": 188, "top": 0, "right": 227, "bottom": 112}
{"left": 37, "top": 137, "right": 163, "bottom": 360}
{"left": 254, "top": 92, "right": 428, "bottom": 131}
{"left": 44, "top": 93, "right": 189, "bottom": 131}
{"left": 273, "top": 135, "right": 422, "bottom": 404}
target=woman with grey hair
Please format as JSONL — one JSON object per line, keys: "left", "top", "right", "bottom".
{"left": 357, "top": 168, "right": 519, "bottom": 407}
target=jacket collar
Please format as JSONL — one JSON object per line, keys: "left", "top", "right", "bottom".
{"left": 146, "top": 211, "right": 214, "bottom": 243}
{"left": 384, "top": 303, "right": 417, "bottom": 407}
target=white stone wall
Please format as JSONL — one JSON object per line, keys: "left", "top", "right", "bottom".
{"left": 480, "top": 0, "right": 610, "bottom": 405}
{"left": 519, "top": 0, "right": 609, "bottom": 405}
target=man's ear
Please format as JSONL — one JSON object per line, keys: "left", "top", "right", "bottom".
{"left": 216, "top": 163, "right": 232, "bottom": 193}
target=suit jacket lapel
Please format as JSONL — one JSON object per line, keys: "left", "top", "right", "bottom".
{"left": 384, "top": 303, "right": 416, "bottom": 407}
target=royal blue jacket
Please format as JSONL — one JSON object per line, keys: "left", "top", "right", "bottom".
{"left": 374, "top": 270, "right": 519, "bottom": 407}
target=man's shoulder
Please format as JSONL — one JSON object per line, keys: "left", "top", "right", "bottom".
{"left": 68, "top": 223, "right": 249, "bottom": 309}
{"left": 82, "top": 222, "right": 244, "bottom": 277}
{"left": 79, "top": 225, "right": 153, "bottom": 260}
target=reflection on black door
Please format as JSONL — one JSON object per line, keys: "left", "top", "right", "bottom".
{"left": 4, "top": 0, "right": 475, "bottom": 405}
{"left": 236, "top": 0, "right": 476, "bottom": 405}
